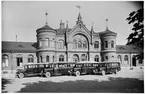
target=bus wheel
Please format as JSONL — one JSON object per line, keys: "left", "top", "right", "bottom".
{"left": 18, "top": 73, "right": 24, "bottom": 79}
{"left": 101, "top": 70, "right": 105, "bottom": 76}
{"left": 45, "top": 72, "right": 51, "bottom": 78}
{"left": 75, "top": 71, "right": 80, "bottom": 76}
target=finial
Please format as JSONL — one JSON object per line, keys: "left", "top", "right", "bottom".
{"left": 66, "top": 21, "right": 68, "bottom": 28}
{"left": 92, "top": 22, "right": 94, "bottom": 27}
{"left": 105, "top": 19, "right": 108, "bottom": 30}
{"left": 45, "top": 12, "right": 48, "bottom": 25}
{"left": 91, "top": 22, "right": 94, "bottom": 33}
{"left": 60, "top": 20, "right": 62, "bottom": 23}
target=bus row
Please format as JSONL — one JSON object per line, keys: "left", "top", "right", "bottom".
{"left": 16, "top": 61, "right": 121, "bottom": 78}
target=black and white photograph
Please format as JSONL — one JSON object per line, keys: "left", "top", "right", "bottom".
{"left": 1, "top": 1, "right": 144, "bottom": 93}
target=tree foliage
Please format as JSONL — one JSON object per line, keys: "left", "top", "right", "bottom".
{"left": 126, "top": 8, "right": 144, "bottom": 49}
{"left": 126, "top": 8, "right": 144, "bottom": 60}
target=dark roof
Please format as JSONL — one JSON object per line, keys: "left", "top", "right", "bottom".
{"left": 56, "top": 28, "right": 72, "bottom": 35}
{"left": 36, "top": 25, "right": 55, "bottom": 31}
{"left": 116, "top": 45, "right": 143, "bottom": 53}
{"left": 2, "top": 41, "right": 37, "bottom": 53}
{"left": 2, "top": 41, "right": 143, "bottom": 53}
{"left": 98, "top": 28, "right": 117, "bottom": 36}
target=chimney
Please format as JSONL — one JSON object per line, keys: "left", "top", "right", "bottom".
{"left": 60, "top": 20, "right": 65, "bottom": 29}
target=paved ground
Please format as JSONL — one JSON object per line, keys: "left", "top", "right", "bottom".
{"left": 2, "top": 67, "right": 144, "bottom": 93}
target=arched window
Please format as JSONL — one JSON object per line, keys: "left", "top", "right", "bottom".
{"left": 105, "top": 56, "right": 108, "bottom": 61}
{"left": 58, "top": 40, "right": 64, "bottom": 49}
{"left": 2, "top": 54, "right": 9, "bottom": 67}
{"left": 73, "top": 40, "right": 77, "bottom": 49}
{"left": 16, "top": 54, "right": 23, "bottom": 66}
{"left": 59, "top": 55, "right": 64, "bottom": 62}
{"left": 112, "top": 56, "right": 114, "bottom": 61}
{"left": 94, "top": 41, "right": 99, "bottom": 48}
{"left": 94, "top": 55, "right": 99, "bottom": 62}
{"left": 39, "top": 39, "right": 42, "bottom": 48}
{"left": 117, "top": 55, "right": 122, "bottom": 62}
{"left": 105, "top": 41, "right": 108, "bottom": 48}
{"left": 124, "top": 55, "right": 128, "bottom": 61}
{"left": 53, "top": 56, "right": 55, "bottom": 62}
{"left": 28, "top": 54, "right": 34, "bottom": 63}
{"left": 83, "top": 41, "right": 87, "bottom": 48}
{"left": 81, "top": 54, "right": 87, "bottom": 61}
{"left": 78, "top": 41, "right": 82, "bottom": 48}
{"left": 40, "top": 56, "right": 43, "bottom": 63}
{"left": 73, "top": 54, "right": 79, "bottom": 62}
{"left": 46, "top": 56, "right": 49, "bottom": 62}
{"left": 47, "top": 38, "right": 50, "bottom": 47}
{"left": 111, "top": 41, "right": 114, "bottom": 48}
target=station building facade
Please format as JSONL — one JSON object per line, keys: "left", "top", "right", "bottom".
{"left": 2, "top": 13, "right": 143, "bottom": 70}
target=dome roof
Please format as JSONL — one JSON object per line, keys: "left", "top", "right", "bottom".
{"left": 37, "top": 25, "right": 55, "bottom": 31}
{"left": 98, "top": 28, "right": 117, "bottom": 36}
{"left": 36, "top": 24, "right": 56, "bottom": 34}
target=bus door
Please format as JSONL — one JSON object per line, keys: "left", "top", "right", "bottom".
{"left": 54, "top": 64, "right": 62, "bottom": 75}
{"left": 99, "top": 63, "right": 106, "bottom": 72}
{"left": 60, "top": 64, "right": 70, "bottom": 75}
{"left": 81, "top": 63, "right": 88, "bottom": 74}
{"left": 26, "top": 65, "right": 35, "bottom": 75}
{"left": 74, "top": 64, "right": 82, "bottom": 72}
{"left": 38, "top": 64, "right": 45, "bottom": 73}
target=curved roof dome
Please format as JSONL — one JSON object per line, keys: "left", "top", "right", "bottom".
{"left": 36, "top": 24, "right": 56, "bottom": 34}
{"left": 98, "top": 28, "right": 117, "bottom": 36}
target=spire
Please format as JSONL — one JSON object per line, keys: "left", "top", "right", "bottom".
{"left": 76, "top": 12, "right": 83, "bottom": 24}
{"left": 78, "top": 12, "right": 82, "bottom": 21}
{"left": 45, "top": 12, "right": 48, "bottom": 25}
{"left": 91, "top": 22, "right": 94, "bottom": 33}
{"left": 105, "top": 19, "right": 108, "bottom": 30}
{"left": 76, "top": 5, "right": 83, "bottom": 24}
{"left": 90, "top": 22, "right": 94, "bottom": 45}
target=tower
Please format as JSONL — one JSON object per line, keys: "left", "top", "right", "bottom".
{"left": 36, "top": 12, "right": 56, "bottom": 63}
{"left": 99, "top": 19, "right": 117, "bottom": 62}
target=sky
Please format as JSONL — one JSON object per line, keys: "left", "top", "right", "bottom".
{"left": 2, "top": 1, "right": 143, "bottom": 45}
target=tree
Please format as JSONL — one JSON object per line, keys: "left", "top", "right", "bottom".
{"left": 126, "top": 8, "right": 144, "bottom": 60}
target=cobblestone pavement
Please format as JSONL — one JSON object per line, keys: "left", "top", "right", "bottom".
{"left": 2, "top": 67, "right": 144, "bottom": 93}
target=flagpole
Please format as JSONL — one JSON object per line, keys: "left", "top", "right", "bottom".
{"left": 106, "top": 19, "right": 108, "bottom": 29}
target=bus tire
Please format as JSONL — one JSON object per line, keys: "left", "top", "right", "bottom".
{"left": 75, "top": 71, "right": 80, "bottom": 76}
{"left": 101, "top": 70, "right": 105, "bottom": 76}
{"left": 45, "top": 72, "right": 51, "bottom": 78}
{"left": 18, "top": 73, "right": 24, "bottom": 79}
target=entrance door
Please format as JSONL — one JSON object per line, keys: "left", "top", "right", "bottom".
{"left": 17, "top": 57, "right": 23, "bottom": 67}
{"left": 132, "top": 57, "right": 136, "bottom": 66}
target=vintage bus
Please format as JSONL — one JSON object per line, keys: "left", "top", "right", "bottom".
{"left": 93, "top": 61, "right": 121, "bottom": 75}
{"left": 15, "top": 62, "right": 76, "bottom": 78}
{"left": 16, "top": 61, "right": 121, "bottom": 78}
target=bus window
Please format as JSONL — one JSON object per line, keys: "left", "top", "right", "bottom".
{"left": 88, "top": 64, "right": 91, "bottom": 67}
{"left": 59, "top": 64, "right": 62, "bottom": 67}
{"left": 28, "top": 65, "right": 31, "bottom": 68}
{"left": 24, "top": 65, "right": 27, "bottom": 69}
{"left": 32, "top": 65, "right": 35, "bottom": 68}
{"left": 55, "top": 64, "right": 58, "bottom": 68}
{"left": 45, "top": 64, "right": 48, "bottom": 68}
{"left": 39, "top": 64, "right": 44, "bottom": 67}
{"left": 35, "top": 65, "right": 37, "bottom": 68}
